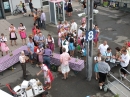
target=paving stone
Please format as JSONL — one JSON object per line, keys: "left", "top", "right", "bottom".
{"left": 96, "top": 93, "right": 101, "bottom": 97}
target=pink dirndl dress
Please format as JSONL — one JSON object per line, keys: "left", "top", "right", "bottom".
{"left": 0, "top": 37, "right": 9, "bottom": 52}
{"left": 1, "top": 43, "right": 9, "bottom": 52}
{"left": 77, "top": 38, "right": 81, "bottom": 45}
{"left": 37, "top": 48, "right": 44, "bottom": 63}
{"left": 20, "top": 31, "right": 27, "bottom": 39}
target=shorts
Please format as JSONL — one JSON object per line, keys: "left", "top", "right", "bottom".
{"left": 99, "top": 72, "right": 107, "bottom": 83}
{"left": 121, "top": 66, "right": 128, "bottom": 75}
{"left": 61, "top": 64, "right": 70, "bottom": 74}
{"left": 30, "top": 8, "right": 33, "bottom": 12}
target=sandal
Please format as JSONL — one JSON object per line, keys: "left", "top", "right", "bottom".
{"left": 62, "top": 77, "right": 66, "bottom": 80}
{"left": 47, "top": 86, "right": 51, "bottom": 90}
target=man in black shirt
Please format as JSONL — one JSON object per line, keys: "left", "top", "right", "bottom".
{"left": 29, "top": 0, "right": 33, "bottom": 16}
{"left": 82, "top": 0, "right": 87, "bottom": 14}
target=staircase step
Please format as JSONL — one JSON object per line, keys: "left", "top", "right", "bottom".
{"left": 107, "top": 81, "right": 130, "bottom": 97}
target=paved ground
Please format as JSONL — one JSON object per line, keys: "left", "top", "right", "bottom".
{"left": 0, "top": 1, "right": 130, "bottom": 97}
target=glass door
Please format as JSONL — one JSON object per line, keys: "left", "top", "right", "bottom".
{"left": 0, "top": 1, "right": 3, "bottom": 19}
{"left": 2, "top": 0, "right": 11, "bottom": 15}
{"left": 55, "top": 2, "right": 63, "bottom": 21}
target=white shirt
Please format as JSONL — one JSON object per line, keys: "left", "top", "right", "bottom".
{"left": 19, "top": 55, "right": 25, "bottom": 63}
{"left": 98, "top": 44, "right": 109, "bottom": 55}
{"left": 78, "top": 29, "right": 82, "bottom": 38}
{"left": 120, "top": 54, "right": 129, "bottom": 67}
{"left": 61, "top": 39, "right": 69, "bottom": 53}
{"left": 41, "top": 12, "right": 46, "bottom": 21}
{"left": 70, "top": 22, "right": 77, "bottom": 32}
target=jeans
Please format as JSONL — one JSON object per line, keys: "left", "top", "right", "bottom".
{"left": 37, "top": 18, "right": 41, "bottom": 27}
{"left": 41, "top": 20, "right": 46, "bottom": 30}
{"left": 21, "top": 63, "right": 26, "bottom": 79}
{"left": 43, "top": 56, "right": 50, "bottom": 69}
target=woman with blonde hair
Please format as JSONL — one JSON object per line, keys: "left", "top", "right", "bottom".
{"left": 19, "top": 51, "right": 27, "bottom": 79}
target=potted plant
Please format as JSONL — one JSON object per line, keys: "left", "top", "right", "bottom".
{"left": 9, "top": 50, "right": 13, "bottom": 56}
{"left": 114, "top": 94, "right": 119, "bottom": 97}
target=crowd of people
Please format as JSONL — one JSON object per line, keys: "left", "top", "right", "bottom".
{"left": 94, "top": 40, "right": 130, "bottom": 90}
{"left": 0, "top": 0, "right": 130, "bottom": 94}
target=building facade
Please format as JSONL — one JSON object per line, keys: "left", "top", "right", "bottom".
{"left": 0, "top": 0, "right": 49, "bottom": 19}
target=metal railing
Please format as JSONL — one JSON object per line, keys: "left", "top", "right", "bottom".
{"left": 107, "top": 73, "right": 130, "bottom": 97}
{"left": 119, "top": 67, "right": 130, "bottom": 83}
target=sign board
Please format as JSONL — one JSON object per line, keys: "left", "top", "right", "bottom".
{"left": 86, "top": 29, "right": 96, "bottom": 41}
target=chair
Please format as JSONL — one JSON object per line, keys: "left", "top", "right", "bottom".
{"left": 6, "top": 84, "right": 17, "bottom": 96}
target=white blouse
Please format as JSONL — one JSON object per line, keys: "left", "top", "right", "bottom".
{"left": 0, "top": 37, "right": 7, "bottom": 42}
{"left": 46, "top": 37, "right": 54, "bottom": 44}
{"left": 18, "top": 26, "right": 26, "bottom": 30}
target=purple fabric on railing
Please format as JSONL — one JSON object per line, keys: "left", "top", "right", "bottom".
{"left": 50, "top": 53, "right": 84, "bottom": 71}
{"left": 0, "top": 46, "right": 28, "bottom": 72}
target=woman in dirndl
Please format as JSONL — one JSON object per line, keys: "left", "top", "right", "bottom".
{"left": 63, "top": 21, "right": 70, "bottom": 30}
{"left": 36, "top": 46, "right": 44, "bottom": 63}
{"left": 57, "top": 21, "right": 63, "bottom": 32}
{"left": 37, "top": 62, "right": 54, "bottom": 90}
{"left": 46, "top": 34, "right": 55, "bottom": 52}
{"left": 9, "top": 24, "right": 17, "bottom": 46}
{"left": 0, "top": 33, "right": 9, "bottom": 56}
{"left": 94, "top": 52, "right": 101, "bottom": 80}
{"left": 67, "top": 2, "right": 73, "bottom": 16}
{"left": 69, "top": 35, "right": 75, "bottom": 56}
{"left": 18, "top": 23, "right": 27, "bottom": 45}
{"left": 94, "top": 25, "right": 100, "bottom": 48}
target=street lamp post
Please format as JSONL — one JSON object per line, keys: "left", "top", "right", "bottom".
{"left": 86, "top": 0, "right": 94, "bottom": 81}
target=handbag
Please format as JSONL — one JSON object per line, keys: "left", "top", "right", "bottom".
{"left": 50, "top": 64, "right": 58, "bottom": 72}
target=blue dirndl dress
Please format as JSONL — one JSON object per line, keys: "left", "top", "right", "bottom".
{"left": 82, "top": 48, "right": 87, "bottom": 56}
{"left": 94, "top": 63, "right": 99, "bottom": 72}
{"left": 69, "top": 43, "right": 75, "bottom": 51}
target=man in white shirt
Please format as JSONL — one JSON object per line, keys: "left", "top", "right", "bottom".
{"left": 70, "top": 20, "right": 77, "bottom": 33}
{"left": 118, "top": 50, "right": 129, "bottom": 78}
{"left": 40, "top": 10, "right": 46, "bottom": 30}
{"left": 98, "top": 41, "right": 109, "bottom": 55}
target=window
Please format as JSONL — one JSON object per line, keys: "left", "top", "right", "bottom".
{"left": 25, "top": 0, "right": 29, "bottom": 3}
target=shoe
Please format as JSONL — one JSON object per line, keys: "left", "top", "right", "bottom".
{"left": 99, "top": 86, "right": 102, "bottom": 90}
{"left": 121, "top": 74, "right": 124, "bottom": 77}
{"left": 62, "top": 77, "right": 66, "bottom": 80}
{"left": 124, "top": 76, "right": 126, "bottom": 79}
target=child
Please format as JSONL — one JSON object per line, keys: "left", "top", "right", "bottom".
{"left": 81, "top": 46, "right": 87, "bottom": 62}
{"left": 94, "top": 52, "right": 101, "bottom": 80}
